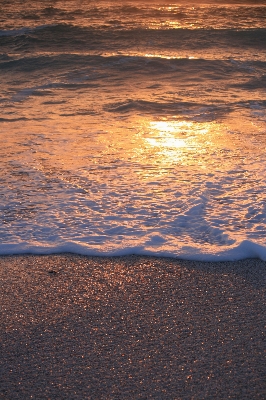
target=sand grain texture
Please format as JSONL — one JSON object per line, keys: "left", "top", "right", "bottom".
{"left": 0, "top": 254, "right": 265, "bottom": 399}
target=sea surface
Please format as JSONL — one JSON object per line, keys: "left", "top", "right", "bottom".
{"left": 0, "top": 0, "right": 266, "bottom": 260}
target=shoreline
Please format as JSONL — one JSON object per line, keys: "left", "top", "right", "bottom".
{"left": 1, "top": 254, "right": 265, "bottom": 399}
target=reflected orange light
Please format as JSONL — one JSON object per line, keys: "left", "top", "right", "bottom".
{"left": 146, "top": 119, "right": 210, "bottom": 154}
{"left": 144, "top": 53, "right": 180, "bottom": 60}
{"left": 146, "top": 136, "right": 187, "bottom": 149}
{"left": 131, "top": 119, "right": 215, "bottom": 179}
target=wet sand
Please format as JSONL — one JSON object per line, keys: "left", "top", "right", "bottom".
{"left": 0, "top": 254, "right": 265, "bottom": 399}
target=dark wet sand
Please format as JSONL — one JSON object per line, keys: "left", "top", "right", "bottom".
{"left": 0, "top": 254, "right": 265, "bottom": 399}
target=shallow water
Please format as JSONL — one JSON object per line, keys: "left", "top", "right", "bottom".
{"left": 0, "top": 1, "right": 266, "bottom": 260}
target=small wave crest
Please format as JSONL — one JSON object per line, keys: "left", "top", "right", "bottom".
{"left": 105, "top": 99, "right": 232, "bottom": 120}
{"left": 0, "top": 27, "right": 32, "bottom": 37}
{"left": 1, "top": 23, "right": 265, "bottom": 53}
{"left": 0, "top": 24, "right": 58, "bottom": 37}
{"left": 105, "top": 100, "right": 199, "bottom": 114}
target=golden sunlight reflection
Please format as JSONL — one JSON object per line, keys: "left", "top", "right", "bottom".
{"left": 144, "top": 53, "right": 179, "bottom": 60}
{"left": 127, "top": 118, "right": 219, "bottom": 181}
{"left": 145, "top": 119, "right": 210, "bottom": 160}
{"left": 103, "top": 52, "right": 198, "bottom": 60}
{"left": 131, "top": 116, "right": 244, "bottom": 181}
{"left": 144, "top": 53, "right": 197, "bottom": 60}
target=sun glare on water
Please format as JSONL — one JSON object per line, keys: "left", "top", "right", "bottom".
{"left": 127, "top": 117, "right": 243, "bottom": 182}
{"left": 144, "top": 119, "right": 212, "bottom": 166}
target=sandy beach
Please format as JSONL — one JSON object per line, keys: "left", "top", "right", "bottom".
{"left": 0, "top": 254, "right": 265, "bottom": 399}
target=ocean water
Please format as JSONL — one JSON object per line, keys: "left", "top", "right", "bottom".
{"left": 0, "top": 0, "right": 266, "bottom": 261}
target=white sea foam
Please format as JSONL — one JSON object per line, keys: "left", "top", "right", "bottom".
{"left": 0, "top": 240, "right": 266, "bottom": 262}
